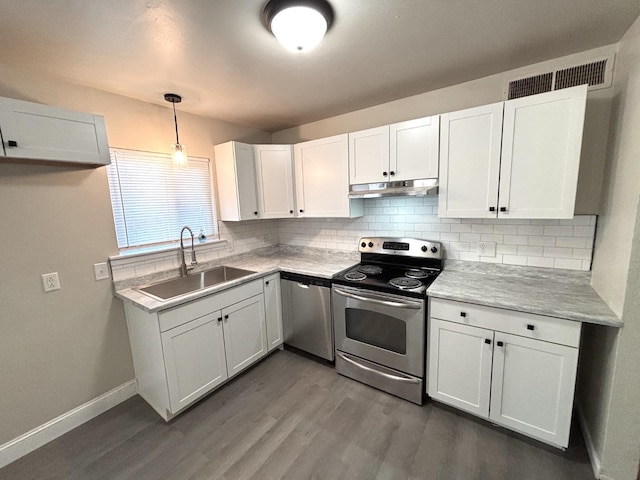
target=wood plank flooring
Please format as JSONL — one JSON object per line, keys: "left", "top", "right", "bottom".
{"left": 1, "top": 350, "right": 595, "bottom": 480}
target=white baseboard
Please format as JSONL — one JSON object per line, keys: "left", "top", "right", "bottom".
{"left": 0, "top": 379, "right": 137, "bottom": 469}
{"left": 576, "top": 401, "right": 604, "bottom": 479}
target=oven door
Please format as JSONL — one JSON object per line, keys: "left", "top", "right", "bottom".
{"left": 332, "top": 285, "right": 425, "bottom": 377}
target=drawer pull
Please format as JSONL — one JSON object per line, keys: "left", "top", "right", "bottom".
{"left": 497, "top": 341, "right": 504, "bottom": 347}
{"left": 484, "top": 339, "right": 491, "bottom": 345}
{"left": 527, "top": 324, "right": 535, "bottom": 331}
{"left": 460, "top": 312, "right": 466, "bottom": 317}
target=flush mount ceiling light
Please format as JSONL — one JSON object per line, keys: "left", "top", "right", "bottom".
{"left": 263, "top": 0, "right": 334, "bottom": 53}
{"left": 164, "top": 93, "right": 188, "bottom": 169}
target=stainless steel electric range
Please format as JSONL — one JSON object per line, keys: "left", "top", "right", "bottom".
{"left": 332, "top": 237, "right": 442, "bottom": 404}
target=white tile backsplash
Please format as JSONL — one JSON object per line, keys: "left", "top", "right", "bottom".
{"left": 109, "top": 197, "right": 597, "bottom": 279}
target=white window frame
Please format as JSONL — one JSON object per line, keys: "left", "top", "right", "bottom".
{"left": 106, "top": 148, "right": 218, "bottom": 251}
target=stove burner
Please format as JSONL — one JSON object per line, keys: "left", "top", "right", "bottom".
{"left": 358, "top": 265, "right": 383, "bottom": 275}
{"left": 389, "top": 277, "right": 422, "bottom": 290}
{"left": 405, "top": 269, "right": 429, "bottom": 279}
{"left": 345, "top": 271, "right": 367, "bottom": 281}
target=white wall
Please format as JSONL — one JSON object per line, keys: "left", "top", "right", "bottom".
{"left": 578, "top": 15, "right": 640, "bottom": 480}
{"left": 0, "top": 62, "right": 271, "bottom": 446}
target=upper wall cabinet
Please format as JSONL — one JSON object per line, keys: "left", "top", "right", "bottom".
{"left": 254, "top": 144, "right": 296, "bottom": 219}
{"left": 0, "top": 97, "right": 110, "bottom": 165}
{"left": 438, "top": 85, "right": 588, "bottom": 219}
{"left": 214, "top": 141, "right": 259, "bottom": 221}
{"left": 349, "top": 116, "right": 440, "bottom": 184}
{"left": 294, "top": 134, "right": 363, "bottom": 218}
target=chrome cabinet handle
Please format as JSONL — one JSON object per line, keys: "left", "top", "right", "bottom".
{"left": 337, "top": 351, "right": 420, "bottom": 384}
{"left": 333, "top": 287, "right": 422, "bottom": 309}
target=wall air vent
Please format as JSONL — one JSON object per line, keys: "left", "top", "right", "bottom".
{"left": 505, "top": 53, "right": 615, "bottom": 100}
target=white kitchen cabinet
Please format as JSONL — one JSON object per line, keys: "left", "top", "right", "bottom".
{"left": 263, "top": 273, "right": 284, "bottom": 351}
{"left": 0, "top": 96, "right": 110, "bottom": 165}
{"left": 438, "top": 103, "right": 503, "bottom": 218}
{"left": 349, "top": 116, "right": 439, "bottom": 184}
{"left": 254, "top": 144, "right": 296, "bottom": 218}
{"left": 124, "top": 279, "right": 268, "bottom": 420}
{"left": 438, "top": 85, "right": 587, "bottom": 219}
{"left": 214, "top": 141, "right": 259, "bottom": 221}
{"left": 294, "top": 134, "right": 363, "bottom": 218}
{"left": 222, "top": 295, "right": 267, "bottom": 376}
{"left": 161, "top": 311, "right": 228, "bottom": 413}
{"left": 427, "top": 298, "right": 581, "bottom": 449}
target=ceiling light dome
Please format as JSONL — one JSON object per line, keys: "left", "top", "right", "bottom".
{"left": 263, "top": 0, "right": 334, "bottom": 53}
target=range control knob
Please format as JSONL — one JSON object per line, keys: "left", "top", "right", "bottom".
{"left": 368, "top": 242, "right": 374, "bottom": 248}
{"left": 361, "top": 242, "right": 367, "bottom": 248}
{"left": 431, "top": 246, "right": 438, "bottom": 254}
{"left": 421, "top": 245, "right": 428, "bottom": 252}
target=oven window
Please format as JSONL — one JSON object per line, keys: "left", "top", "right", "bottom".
{"left": 345, "top": 308, "right": 406, "bottom": 354}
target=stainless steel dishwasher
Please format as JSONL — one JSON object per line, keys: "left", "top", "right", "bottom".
{"left": 281, "top": 272, "right": 333, "bottom": 361}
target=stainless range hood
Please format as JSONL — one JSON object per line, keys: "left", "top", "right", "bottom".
{"left": 348, "top": 178, "right": 438, "bottom": 199}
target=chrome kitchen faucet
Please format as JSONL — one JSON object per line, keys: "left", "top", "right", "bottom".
{"left": 179, "top": 226, "right": 198, "bottom": 276}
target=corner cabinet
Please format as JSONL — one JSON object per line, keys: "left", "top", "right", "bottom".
{"left": 438, "top": 85, "right": 587, "bottom": 219}
{"left": 427, "top": 298, "right": 581, "bottom": 449}
{"left": 348, "top": 116, "right": 440, "bottom": 184}
{"left": 294, "top": 134, "right": 363, "bottom": 218}
{"left": 124, "top": 279, "right": 268, "bottom": 420}
{"left": 214, "top": 141, "right": 260, "bottom": 221}
{"left": 0, "top": 96, "right": 110, "bottom": 165}
{"left": 254, "top": 144, "right": 296, "bottom": 218}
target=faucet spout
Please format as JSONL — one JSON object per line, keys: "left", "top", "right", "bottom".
{"left": 179, "top": 226, "right": 197, "bottom": 276}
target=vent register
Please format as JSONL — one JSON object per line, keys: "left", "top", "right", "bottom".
{"left": 507, "top": 57, "right": 612, "bottom": 100}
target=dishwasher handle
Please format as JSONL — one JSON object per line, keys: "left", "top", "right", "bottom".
{"left": 297, "top": 282, "right": 310, "bottom": 289}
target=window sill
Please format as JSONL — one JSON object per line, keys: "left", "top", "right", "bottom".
{"left": 109, "top": 238, "right": 228, "bottom": 262}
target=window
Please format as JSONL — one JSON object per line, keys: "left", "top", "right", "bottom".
{"left": 106, "top": 149, "right": 217, "bottom": 250}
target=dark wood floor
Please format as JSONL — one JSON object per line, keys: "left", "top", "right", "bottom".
{"left": 1, "top": 350, "right": 594, "bottom": 480}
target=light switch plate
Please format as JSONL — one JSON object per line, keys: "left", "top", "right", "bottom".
{"left": 94, "top": 262, "right": 110, "bottom": 280}
{"left": 477, "top": 241, "right": 497, "bottom": 257}
{"left": 42, "top": 272, "right": 61, "bottom": 292}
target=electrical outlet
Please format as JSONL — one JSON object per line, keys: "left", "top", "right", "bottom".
{"left": 41, "top": 272, "right": 61, "bottom": 292}
{"left": 94, "top": 262, "right": 110, "bottom": 280}
{"left": 477, "top": 241, "right": 497, "bottom": 257}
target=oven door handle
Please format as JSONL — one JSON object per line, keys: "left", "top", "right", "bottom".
{"left": 333, "top": 287, "right": 422, "bottom": 309}
{"left": 336, "top": 351, "right": 420, "bottom": 384}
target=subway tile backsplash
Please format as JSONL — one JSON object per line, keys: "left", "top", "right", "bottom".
{"left": 110, "top": 196, "right": 596, "bottom": 281}
{"left": 278, "top": 197, "right": 595, "bottom": 272}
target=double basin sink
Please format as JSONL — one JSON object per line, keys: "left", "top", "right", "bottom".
{"left": 136, "top": 266, "right": 256, "bottom": 301}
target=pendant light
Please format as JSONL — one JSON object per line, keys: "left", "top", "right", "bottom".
{"left": 263, "top": 0, "right": 334, "bottom": 53}
{"left": 164, "top": 93, "right": 188, "bottom": 169}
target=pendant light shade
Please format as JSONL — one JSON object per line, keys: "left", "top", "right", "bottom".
{"left": 164, "top": 93, "right": 188, "bottom": 169}
{"left": 263, "top": 0, "right": 334, "bottom": 53}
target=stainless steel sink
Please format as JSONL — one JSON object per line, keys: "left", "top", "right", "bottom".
{"left": 136, "top": 266, "right": 256, "bottom": 300}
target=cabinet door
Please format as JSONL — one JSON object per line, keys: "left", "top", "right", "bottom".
{"left": 428, "top": 319, "right": 494, "bottom": 417}
{"left": 254, "top": 144, "right": 295, "bottom": 218}
{"left": 0, "top": 97, "right": 110, "bottom": 165}
{"left": 348, "top": 125, "right": 389, "bottom": 184}
{"left": 294, "top": 134, "right": 363, "bottom": 218}
{"left": 390, "top": 116, "right": 439, "bottom": 181}
{"left": 263, "top": 273, "right": 283, "bottom": 351}
{"left": 214, "top": 141, "right": 259, "bottom": 221}
{"left": 161, "top": 311, "right": 228, "bottom": 413}
{"left": 489, "top": 332, "right": 579, "bottom": 448}
{"left": 499, "top": 85, "right": 587, "bottom": 219}
{"left": 438, "top": 103, "right": 503, "bottom": 218}
{"left": 222, "top": 294, "right": 267, "bottom": 377}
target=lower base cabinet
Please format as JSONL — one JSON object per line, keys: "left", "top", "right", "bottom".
{"left": 125, "top": 279, "right": 268, "bottom": 420}
{"left": 263, "top": 273, "right": 284, "bottom": 351}
{"left": 427, "top": 298, "right": 581, "bottom": 449}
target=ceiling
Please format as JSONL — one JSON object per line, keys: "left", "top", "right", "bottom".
{"left": 0, "top": 1, "right": 638, "bottom": 132}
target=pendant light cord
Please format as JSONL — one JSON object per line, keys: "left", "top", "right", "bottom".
{"left": 172, "top": 101, "right": 180, "bottom": 144}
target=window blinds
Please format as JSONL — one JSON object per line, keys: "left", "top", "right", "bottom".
{"left": 106, "top": 149, "right": 217, "bottom": 249}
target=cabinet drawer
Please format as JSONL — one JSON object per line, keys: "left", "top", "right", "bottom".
{"left": 429, "top": 298, "right": 581, "bottom": 347}
{"left": 159, "top": 279, "right": 263, "bottom": 332}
